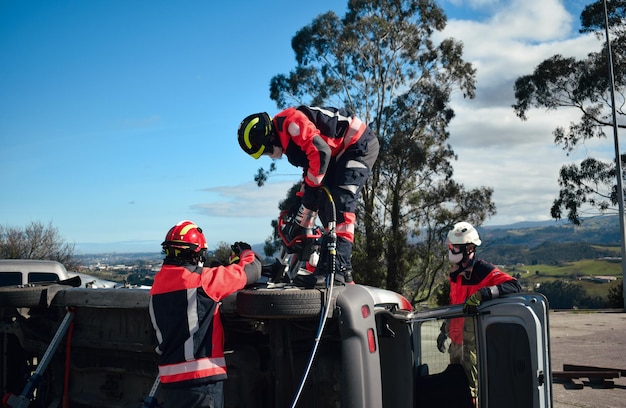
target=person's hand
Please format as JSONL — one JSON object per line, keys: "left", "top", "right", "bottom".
{"left": 231, "top": 242, "right": 251, "bottom": 254}
{"left": 261, "top": 260, "right": 287, "bottom": 283}
{"left": 463, "top": 291, "right": 482, "bottom": 314}
{"left": 437, "top": 321, "right": 449, "bottom": 353}
{"left": 280, "top": 218, "right": 310, "bottom": 258}
{"left": 229, "top": 242, "right": 252, "bottom": 264}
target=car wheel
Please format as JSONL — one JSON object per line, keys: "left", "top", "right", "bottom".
{"left": 236, "top": 288, "right": 323, "bottom": 318}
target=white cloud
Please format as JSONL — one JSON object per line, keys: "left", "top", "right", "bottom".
{"left": 491, "top": 0, "right": 572, "bottom": 41}
{"left": 194, "top": 181, "right": 295, "bottom": 218}
{"left": 437, "top": 0, "right": 608, "bottom": 226}
{"left": 441, "top": 0, "right": 600, "bottom": 82}
{"left": 178, "top": 180, "right": 299, "bottom": 246}
{"left": 444, "top": 0, "right": 571, "bottom": 41}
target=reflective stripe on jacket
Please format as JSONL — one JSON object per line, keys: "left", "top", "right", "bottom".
{"left": 274, "top": 106, "right": 367, "bottom": 187}
{"left": 149, "top": 250, "right": 255, "bottom": 386}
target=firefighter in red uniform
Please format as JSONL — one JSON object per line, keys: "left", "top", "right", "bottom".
{"left": 237, "top": 106, "right": 379, "bottom": 287}
{"left": 149, "top": 220, "right": 261, "bottom": 408}
{"left": 437, "top": 221, "right": 521, "bottom": 406}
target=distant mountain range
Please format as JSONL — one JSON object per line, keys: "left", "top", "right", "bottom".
{"left": 476, "top": 215, "right": 621, "bottom": 265}
{"left": 479, "top": 215, "right": 620, "bottom": 247}
{"left": 75, "top": 240, "right": 162, "bottom": 255}
{"left": 75, "top": 240, "right": 269, "bottom": 255}
{"left": 75, "top": 216, "right": 621, "bottom": 260}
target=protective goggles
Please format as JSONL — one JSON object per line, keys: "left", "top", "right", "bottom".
{"left": 447, "top": 243, "right": 465, "bottom": 254}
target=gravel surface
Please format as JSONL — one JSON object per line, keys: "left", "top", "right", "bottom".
{"left": 549, "top": 310, "right": 626, "bottom": 408}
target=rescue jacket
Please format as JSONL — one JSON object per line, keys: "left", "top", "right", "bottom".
{"left": 149, "top": 250, "right": 259, "bottom": 387}
{"left": 273, "top": 106, "right": 368, "bottom": 188}
{"left": 448, "top": 258, "right": 521, "bottom": 344}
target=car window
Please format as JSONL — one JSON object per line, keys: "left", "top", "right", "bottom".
{"left": 414, "top": 318, "right": 478, "bottom": 407}
{"left": 0, "top": 272, "right": 22, "bottom": 286}
{"left": 28, "top": 272, "right": 60, "bottom": 283}
{"left": 418, "top": 319, "right": 451, "bottom": 374}
{"left": 485, "top": 322, "right": 533, "bottom": 408}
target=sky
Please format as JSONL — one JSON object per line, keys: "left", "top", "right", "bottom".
{"left": 0, "top": 0, "right": 616, "bottom": 254}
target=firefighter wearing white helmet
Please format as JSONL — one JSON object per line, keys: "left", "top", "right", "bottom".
{"left": 448, "top": 221, "right": 482, "bottom": 245}
{"left": 438, "top": 221, "right": 521, "bottom": 406}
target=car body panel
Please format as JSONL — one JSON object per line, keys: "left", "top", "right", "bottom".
{"left": 478, "top": 294, "right": 552, "bottom": 408}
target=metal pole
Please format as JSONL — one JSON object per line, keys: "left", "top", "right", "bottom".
{"left": 602, "top": 0, "right": 626, "bottom": 310}
{"left": 8, "top": 309, "right": 75, "bottom": 408}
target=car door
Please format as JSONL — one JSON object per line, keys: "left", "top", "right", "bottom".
{"left": 476, "top": 293, "right": 552, "bottom": 408}
{"left": 410, "top": 293, "right": 552, "bottom": 408}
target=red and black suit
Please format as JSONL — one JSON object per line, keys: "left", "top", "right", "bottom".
{"left": 149, "top": 250, "right": 260, "bottom": 388}
{"left": 273, "top": 106, "right": 379, "bottom": 271}
{"left": 448, "top": 258, "right": 521, "bottom": 345}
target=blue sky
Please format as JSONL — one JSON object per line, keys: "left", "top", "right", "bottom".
{"left": 0, "top": 1, "right": 610, "bottom": 253}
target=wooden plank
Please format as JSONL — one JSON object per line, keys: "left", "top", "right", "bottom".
{"left": 552, "top": 370, "right": 620, "bottom": 379}
{"left": 563, "top": 364, "right": 626, "bottom": 376}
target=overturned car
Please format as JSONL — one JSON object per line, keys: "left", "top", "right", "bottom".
{"left": 0, "top": 271, "right": 552, "bottom": 407}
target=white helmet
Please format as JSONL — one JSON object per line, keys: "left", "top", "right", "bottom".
{"left": 447, "top": 222, "right": 482, "bottom": 246}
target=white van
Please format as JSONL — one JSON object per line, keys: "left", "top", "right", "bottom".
{"left": 0, "top": 259, "right": 71, "bottom": 287}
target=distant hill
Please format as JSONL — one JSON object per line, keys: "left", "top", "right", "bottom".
{"left": 479, "top": 215, "right": 620, "bottom": 247}
{"left": 75, "top": 241, "right": 162, "bottom": 254}
{"left": 477, "top": 215, "right": 621, "bottom": 265}
{"left": 74, "top": 216, "right": 621, "bottom": 264}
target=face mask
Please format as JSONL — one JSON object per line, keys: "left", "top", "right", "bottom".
{"left": 448, "top": 250, "right": 464, "bottom": 264}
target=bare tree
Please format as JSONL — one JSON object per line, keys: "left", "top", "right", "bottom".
{"left": 0, "top": 221, "right": 78, "bottom": 270}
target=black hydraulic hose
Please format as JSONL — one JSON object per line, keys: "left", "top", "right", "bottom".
{"left": 290, "top": 186, "right": 337, "bottom": 408}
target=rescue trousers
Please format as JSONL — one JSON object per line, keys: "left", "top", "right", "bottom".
{"left": 317, "top": 130, "right": 379, "bottom": 272}
{"left": 449, "top": 317, "right": 478, "bottom": 399}
{"left": 162, "top": 381, "right": 224, "bottom": 408}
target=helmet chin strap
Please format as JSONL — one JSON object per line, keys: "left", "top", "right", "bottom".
{"left": 451, "top": 250, "right": 476, "bottom": 280}
{"left": 269, "top": 145, "right": 283, "bottom": 159}
{"left": 197, "top": 248, "right": 207, "bottom": 266}
{"left": 462, "top": 248, "right": 475, "bottom": 263}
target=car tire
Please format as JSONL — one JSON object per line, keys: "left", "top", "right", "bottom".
{"left": 236, "top": 288, "right": 324, "bottom": 319}
{"left": 0, "top": 285, "right": 48, "bottom": 308}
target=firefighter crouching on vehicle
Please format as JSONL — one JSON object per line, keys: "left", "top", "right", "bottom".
{"left": 237, "top": 106, "right": 379, "bottom": 288}
{"left": 437, "top": 221, "right": 521, "bottom": 405}
{"left": 149, "top": 220, "right": 261, "bottom": 408}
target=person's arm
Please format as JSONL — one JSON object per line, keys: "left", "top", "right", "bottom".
{"left": 464, "top": 266, "right": 521, "bottom": 313}
{"left": 283, "top": 110, "right": 332, "bottom": 188}
{"left": 201, "top": 244, "right": 261, "bottom": 300}
{"left": 228, "top": 242, "right": 262, "bottom": 285}
{"left": 236, "top": 249, "right": 262, "bottom": 285}
{"left": 478, "top": 270, "right": 522, "bottom": 301}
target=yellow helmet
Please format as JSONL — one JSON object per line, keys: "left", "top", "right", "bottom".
{"left": 237, "top": 112, "right": 274, "bottom": 159}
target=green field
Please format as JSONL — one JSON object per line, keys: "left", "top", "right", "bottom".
{"left": 506, "top": 258, "right": 622, "bottom": 301}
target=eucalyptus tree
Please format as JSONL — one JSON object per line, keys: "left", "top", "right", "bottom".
{"left": 512, "top": 0, "right": 626, "bottom": 225}
{"left": 262, "top": 0, "right": 495, "bottom": 302}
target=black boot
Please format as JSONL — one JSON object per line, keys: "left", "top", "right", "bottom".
{"left": 339, "top": 267, "right": 354, "bottom": 284}
{"left": 293, "top": 273, "right": 327, "bottom": 289}
{"left": 293, "top": 236, "right": 355, "bottom": 288}
{"left": 335, "top": 237, "right": 354, "bottom": 284}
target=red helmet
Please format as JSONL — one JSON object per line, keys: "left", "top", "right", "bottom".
{"left": 162, "top": 220, "right": 208, "bottom": 253}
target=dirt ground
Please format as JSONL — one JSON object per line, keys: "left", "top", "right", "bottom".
{"left": 549, "top": 310, "right": 626, "bottom": 408}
